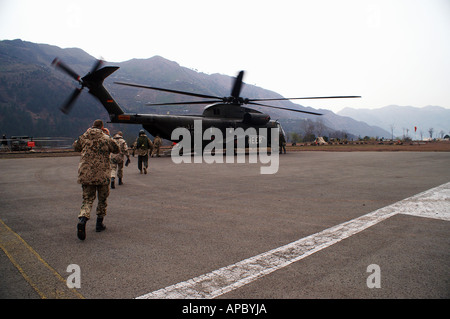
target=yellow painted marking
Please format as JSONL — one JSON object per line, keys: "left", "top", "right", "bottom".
{"left": 0, "top": 219, "right": 84, "bottom": 299}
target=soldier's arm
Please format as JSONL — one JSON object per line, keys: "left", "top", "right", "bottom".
{"left": 110, "top": 137, "right": 120, "bottom": 154}
{"left": 73, "top": 138, "right": 82, "bottom": 152}
{"left": 123, "top": 141, "right": 130, "bottom": 158}
{"left": 148, "top": 137, "right": 154, "bottom": 150}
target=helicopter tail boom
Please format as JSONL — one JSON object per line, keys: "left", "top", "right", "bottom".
{"left": 83, "top": 66, "right": 125, "bottom": 119}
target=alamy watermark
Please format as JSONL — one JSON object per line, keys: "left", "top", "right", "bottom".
{"left": 66, "top": 264, "right": 81, "bottom": 289}
{"left": 366, "top": 264, "right": 381, "bottom": 289}
{"left": 170, "top": 120, "right": 280, "bottom": 174}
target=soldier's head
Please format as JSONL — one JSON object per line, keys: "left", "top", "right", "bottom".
{"left": 139, "top": 129, "right": 145, "bottom": 136}
{"left": 92, "top": 119, "right": 104, "bottom": 129}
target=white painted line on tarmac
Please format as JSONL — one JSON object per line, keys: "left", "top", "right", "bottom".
{"left": 394, "top": 182, "right": 450, "bottom": 221}
{"left": 136, "top": 182, "right": 450, "bottom": 299}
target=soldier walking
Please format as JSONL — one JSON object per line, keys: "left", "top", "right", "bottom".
{"left": 279, "top": 131, "right": 286, "bottom": 154}
{"left": 73, "top": 119, "right": 119, "bottom": 240}
{"left": 152, "top": 134, "right": 162, "bottom": 157}
{"left": 110, "top": 131, "right": 130, "bottom": 188}
{"left": 134, "top": 129, "right": 153, "bottom": 174}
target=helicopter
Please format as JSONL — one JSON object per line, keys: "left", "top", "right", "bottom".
{"left": 51, "top": 58, "right": 360, "bottom": 149}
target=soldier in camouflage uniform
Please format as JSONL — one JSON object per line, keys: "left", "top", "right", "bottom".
{"left": 152, "top": 134, "right": 162, "bottom": 157}
{"left": 73, "top": 119, "right": 119, "bottom": 240}
{"left": 134, "top": 129, "right": 153, "bottom": 174}
{"left": 110, "top": 131, "right": 130, "bottom": 189}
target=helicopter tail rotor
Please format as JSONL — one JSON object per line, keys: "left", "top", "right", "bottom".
{"left": 51, "top": 58, "right": 82, "bottom": 82}
{"left": 51, "top": 58, "right": 104, "bottom": 114}
{"left": 60, "top": 87, "right": 82, "bottom": 114}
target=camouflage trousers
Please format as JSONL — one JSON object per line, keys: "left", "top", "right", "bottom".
{"left": 79, "top": 184, "right": 110, "bottom": 220}
{"left": 111, "top": 161, "right": 124, "bottom": 179}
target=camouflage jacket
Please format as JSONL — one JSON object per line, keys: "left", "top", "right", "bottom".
{"left": 73, "top": 128, "right": 119, "bottom": 185}
{"left": 110, "top": 134, "right": 129, "bottom": 164}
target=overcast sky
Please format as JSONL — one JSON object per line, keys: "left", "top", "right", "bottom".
{"left": 1, "top": 0, "right": 449, "bottom": 113}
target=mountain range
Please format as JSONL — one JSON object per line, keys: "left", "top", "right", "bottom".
{"left": 4, "top": 39, "right": 445, "bottom": 142}
{"left": 338, "top": 105, "right": 450, "bottom": 139}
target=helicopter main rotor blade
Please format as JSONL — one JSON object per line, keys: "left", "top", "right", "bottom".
{"left": 247, "top": 101, "right": 323, "bottom": 116}
{"left": 145, "top": 100, "right": 222, "bottom": 106}
{"left": 51, "top": 58, "right": 81, "bottom": 82}
{"left": 231, "top": 71, "right": 244, "bottom": 99}
{"left": 249, "top": 95, "right": 361, "bottom": 102}
{"left": 115, "top": 81, "right": 220, "bottom": 100}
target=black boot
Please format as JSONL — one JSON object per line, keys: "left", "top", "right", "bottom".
{"left": 111, "top": 177, "right": 115, "bottom": 189}
{"left": 96, "top": 217, "right": 106, "bottom": 232}
{"left": 77, "top": 217, "right": 87, "bottom": 240}
{"left": 118, "top": 177, "right": 123, "bottom": 185}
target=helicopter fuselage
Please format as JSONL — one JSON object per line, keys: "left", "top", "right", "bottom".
{"left": 110, "top": 102, "right": 280, "bottom": 147}
{"left": 52, "top": 61, "right": 346, "bottom": 150}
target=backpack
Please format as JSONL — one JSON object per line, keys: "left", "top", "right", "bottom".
{"left": 137, "top": 136, "right": 149, "bottom": 149}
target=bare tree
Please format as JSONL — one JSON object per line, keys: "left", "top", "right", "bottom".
{"left": 290, "top": 132, "right": 301, "bottom": 144}
{"left": 389, "top": 124, "right": 395, "bottom": 140}
{"left": 301, "top": 119, "right": 316, "bottom": 142}
{"left": 428, "top": 128, "right": 434, "bottom": 139}
{"left": 315, "top": 119, "right": 326, "bottom": 137}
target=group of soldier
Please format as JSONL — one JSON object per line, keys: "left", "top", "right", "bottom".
{"left": 110, "top": 129, "right": 162, "bottom": 187}
{"left": 73, "top": 119, "right": 162, "bottom": 241}
{"left": 72, "top": 120, "right": 286, "bottom": 241}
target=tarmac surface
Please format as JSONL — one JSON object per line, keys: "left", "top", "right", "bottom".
{"left": 0, "top": 151, "right": 449, "bottom": 301}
